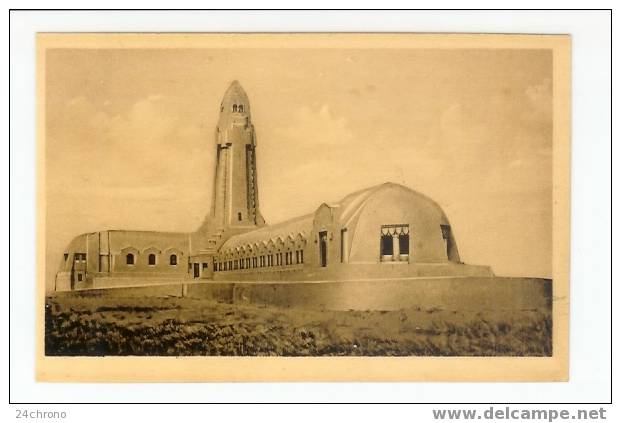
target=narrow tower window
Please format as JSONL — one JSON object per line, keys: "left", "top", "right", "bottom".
{"left": 238, "top": 105, "right": 244, "bottom": 112}
{"left": 340, "top": 228, "right": 348, "bottom": 263}
{"left": 126, "top": 253, "right": 134, "bottom": 265}
{"left": 238, "top": 212, "right": 242, "bottom": 221}
{"left": 148, "top": 254, "right": 156, "bottom": 266}
{"left": 319, "top": 231, "right": 328, "bottom": 267}
{"left": 232, "top": 104, "right": 238, "bottom": 112}
{"left": 169, "top": 254, "right": 177, "bottom": 266}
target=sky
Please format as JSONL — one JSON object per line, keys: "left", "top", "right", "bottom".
{"left": 45, "top": 46, "right": 552, "bottom": 289}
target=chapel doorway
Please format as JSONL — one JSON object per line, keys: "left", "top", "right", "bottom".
{"left": 319, "top": 231, "right": 328, "bottom": 267}
{"left": 193, "top": 263, "right": 200, "bottom": 278}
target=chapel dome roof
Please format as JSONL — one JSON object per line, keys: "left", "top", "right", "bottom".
{"left": 333, "top": 182, "right": 447, "bottom": 227}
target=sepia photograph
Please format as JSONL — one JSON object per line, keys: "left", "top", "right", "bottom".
{"left": 36, "top": 33, "right": 570, "bottom": 381}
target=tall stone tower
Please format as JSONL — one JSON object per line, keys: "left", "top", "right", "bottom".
{"left": 212, "top": 80, "right": 266, "bottom": 230}
{"left": 189, "top": 81, "right": 266, "bottom": 275}
{"left": 190, "top": 81, "right": 265, "bottom": 272}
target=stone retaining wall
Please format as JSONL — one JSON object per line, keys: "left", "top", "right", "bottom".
{"left": 53, "top": 277, "right": 552, "bottom": 312}
{"left": 186, "top": 277, "right": 551, "bottom": 311}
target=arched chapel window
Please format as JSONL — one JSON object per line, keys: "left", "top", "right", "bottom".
{"left": 148, "top": 254, "right": 156, "bottom": 266}
{"left": 170, "top": 254, "right": 177, "bottom": 266}
{"left": 126, "top": 253, "right": 134, "bottom": 265}
{"left": 380, "top": 224, "right": 409, "bottom": 261}
{"left": 380, "top": 233, "right": 393, "bottom": 257}
{"left": 399, "top": 233, "right": 409, "bottom": 255}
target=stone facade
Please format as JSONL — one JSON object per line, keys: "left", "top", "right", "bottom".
{"left": 55, "top": 81, "right": 493, "bottom": 292}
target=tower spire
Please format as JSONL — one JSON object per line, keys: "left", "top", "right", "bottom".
{"left": 211, "top": 81, "right": 265, "bottom": 231}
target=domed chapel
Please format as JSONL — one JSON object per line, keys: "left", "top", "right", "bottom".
{"left": 55, "top": 81, "right": 493, "bottom": 291}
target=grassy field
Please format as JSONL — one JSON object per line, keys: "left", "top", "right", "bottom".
{"left": 45, "top": 294, "right": 552, "bottom": 356}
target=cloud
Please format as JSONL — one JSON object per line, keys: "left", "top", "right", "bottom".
{"left": 508, "top": 159, "right": 524, "bottom": 168}
{"left": 347, "top": 88, "right": 361, "bottom": 97}
{"left": 259, "top": 104, "right": 358, "bottom": 218}
{"left": 273, "top": 103, "right": 354, "bottom": 151}
{"left": 47, "top": 94, "right": 212, "bottom": 207}
{"left": 46, "top": 93, "right": 218, "bottom": 292}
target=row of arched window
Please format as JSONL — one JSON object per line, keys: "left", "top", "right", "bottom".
{"left": 215, "top": 249, "right": 304, "bottom": 272}
{"left": 125, "top": 253, "right": 178, "bottom": 266}
{"left": 218, "top": 233, "right": 308, "bottom": 258}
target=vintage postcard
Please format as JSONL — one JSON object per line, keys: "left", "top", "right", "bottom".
{"left": 36, "top": 33, "right": 570, "bottom": 382}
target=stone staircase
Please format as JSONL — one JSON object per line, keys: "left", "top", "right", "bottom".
{"left": 203, "top": 228, "right": 226, "bottom": 253}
